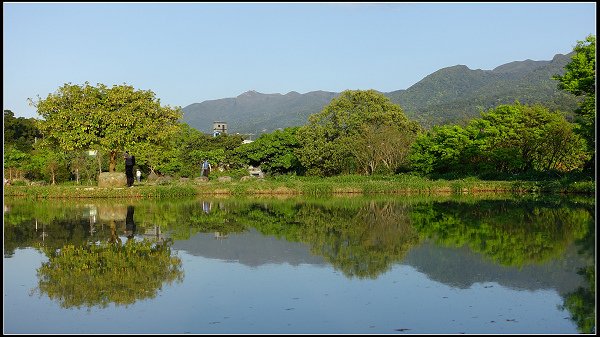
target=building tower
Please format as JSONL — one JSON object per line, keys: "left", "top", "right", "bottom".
{"left": 213, "top": 121, "right": 228, "bottom": 137}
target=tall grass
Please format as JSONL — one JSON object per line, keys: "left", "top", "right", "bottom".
{"left": 3, "top": 173, "right": 594, "bottom": 199}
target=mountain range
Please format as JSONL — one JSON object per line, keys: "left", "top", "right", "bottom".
{"left": 182, "top": 52, "right": 580, "bottom": 135}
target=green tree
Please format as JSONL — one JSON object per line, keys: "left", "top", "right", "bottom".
{"left": 478, "top": 103, "right": 589, "bottom": 173}
{"left": 3, "top": 110, "right": 42, "bottom": 152}
{"left": 553, "top": 35, "right": 595, "bottom": 170}
{"left": 29, "top": 82, "right": 183, "bottom": 172}
{"left": 408, "top": 124, "right": 474, "bottom": 175}
{"left": 235, "top": 127, "right": 303, "bottom": 175}
{"left": 28, "top": 142, "right": 71, "bottom": 185}
{"left": 69, "top": 150, "right": 99, "bottom": 185}
{"left": 297, "top": 89, "right": 421, "bottom": 176}
{"left": 3, "top": 146, "right": 30, "bottom": 180}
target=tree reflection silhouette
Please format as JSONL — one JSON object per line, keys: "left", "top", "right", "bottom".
{"left": 36, "top": 238, "right": 183, "bottom": 309}
{"left": 34, "top": 205, "right": 183, "bottom": 309}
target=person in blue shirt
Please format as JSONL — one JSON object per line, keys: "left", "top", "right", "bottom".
{"left": 201, "top": 159, "right": 212, "bottom": 177}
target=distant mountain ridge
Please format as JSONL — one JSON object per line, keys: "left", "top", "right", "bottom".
{"left": 386, "top": 52, "right": 580, "bottom": 126}
{"left": 182, "top": 52, "right": 580, "bottom": 134}
{"left": 183, "top": 90, "right": 338, "bottom": 135}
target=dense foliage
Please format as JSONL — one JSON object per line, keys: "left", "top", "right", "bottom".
{"left": 553, "top": 34, "right": 596, "bottom": 172}
{"left": 4, "top": 110, "right": 42, "bottom": 180}
{"left": 3, "top": 110, "right": 42, "bottom": 152}
{"left": 234, "top": 127, "right": 303, "bottom": 175}
{"left": 408, "top": 103, "right": 589, "bottom": 177}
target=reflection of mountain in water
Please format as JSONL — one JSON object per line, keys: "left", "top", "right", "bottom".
{"left": 172, "top": 228, "right": 325, "bottom": 267}
{"left": 173, "top": 228, "right": 586, "bottom": 296}
{"left": 403, "top": 240, "right": 587, "bottom": 296}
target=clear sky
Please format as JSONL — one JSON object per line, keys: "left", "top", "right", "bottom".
{"left": 3, "top": 2, "right": 596, "bottom": 119}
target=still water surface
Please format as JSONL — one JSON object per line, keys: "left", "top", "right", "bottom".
{"left": 3, "top": 194, "right": 595, "bottom": 334}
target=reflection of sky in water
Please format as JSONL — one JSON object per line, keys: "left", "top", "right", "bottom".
{"left": 4, "top": 246, "right": 578, "bottom": 334}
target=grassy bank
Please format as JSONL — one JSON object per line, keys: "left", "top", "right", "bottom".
{"left": 3, "top": 174, "right": 595, "bottom": 199}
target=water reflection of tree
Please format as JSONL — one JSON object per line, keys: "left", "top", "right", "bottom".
{"left": 36, "top": 238, "right": 183, "bottom": 309}
{"left": 560, "top": 201, "right": 595, "bottom": 334}
{"left": 409, "top": 200, "right": 592, "bottom": 267}
{"left": 3, "top": 199, "right": 191, "bottom": 255}
{"left": 235, "top": 199, "right": 420, "bottom": 279}
{"left": 2, "top": 200, "right": 186, "bottom": 309}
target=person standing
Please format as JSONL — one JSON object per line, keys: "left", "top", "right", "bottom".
{"left": 201, "top": 159, "right": 212, "bottom": 178}
{"left": 136, "top": 169, "right": 142, "bottom": 183}
{"left": 124, "top": 151, "right": 135, "bottom": 187}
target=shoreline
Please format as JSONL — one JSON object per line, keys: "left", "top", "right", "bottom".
{"left": 3, "top": 177, "right": 595, "bottom": 199}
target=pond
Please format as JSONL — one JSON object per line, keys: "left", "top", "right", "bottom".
{"left": 3, "top": 194, "right": 595, "bottom": 334}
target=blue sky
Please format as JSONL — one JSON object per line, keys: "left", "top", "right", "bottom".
{"left": 3, "top": 2, "right": 596, "bottom": 119}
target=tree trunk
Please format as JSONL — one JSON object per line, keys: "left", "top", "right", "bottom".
{"left": 109, "top": 151, "right": 117, "bottom": 172}
{"left": 97, "top": 153, "right": 103, "bottom": 174}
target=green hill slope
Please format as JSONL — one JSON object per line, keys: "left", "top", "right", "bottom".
{"left": 182, "top": 52, "right": 580, "bottom": 134}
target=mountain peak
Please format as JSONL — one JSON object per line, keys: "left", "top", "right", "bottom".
{"left": 238, "top": 90, "right": 261, "bottom": 98}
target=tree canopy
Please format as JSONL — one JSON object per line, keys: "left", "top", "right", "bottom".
{"left": 3, "top": 109, "right": 42, "bottom": 152}
{"left": 408, "top": 102, "right": 589, "bottom": 176}
{"left": 553, "top": 34, "right": 595, "bottom": 170}
{"left": 234, "top": 127, "right": 303, "bottom": 175}
{"left": 30, "top": 82, "right": 183, "bottom": 172}
{"left": 296, "top": 89, "right": 422, "bottom": 176}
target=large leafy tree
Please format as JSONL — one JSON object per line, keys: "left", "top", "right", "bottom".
{"left": 553, "top": 35, "right": 595, "bottom": 170}
{"left": 297, "top": 89, "right": 422, "bottom": 176}
{"left": 30, "top": 82, "right": 183, "bottom": 172}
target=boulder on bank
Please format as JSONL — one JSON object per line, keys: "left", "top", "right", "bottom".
{"left": 147, "top": 172, "right": 160, "bottom": 182}
{"left": 98, "top": 172, "right": 127, "bottom": 188}
{"left": 194, "top": 176, "right": 209, "bottom": 184}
